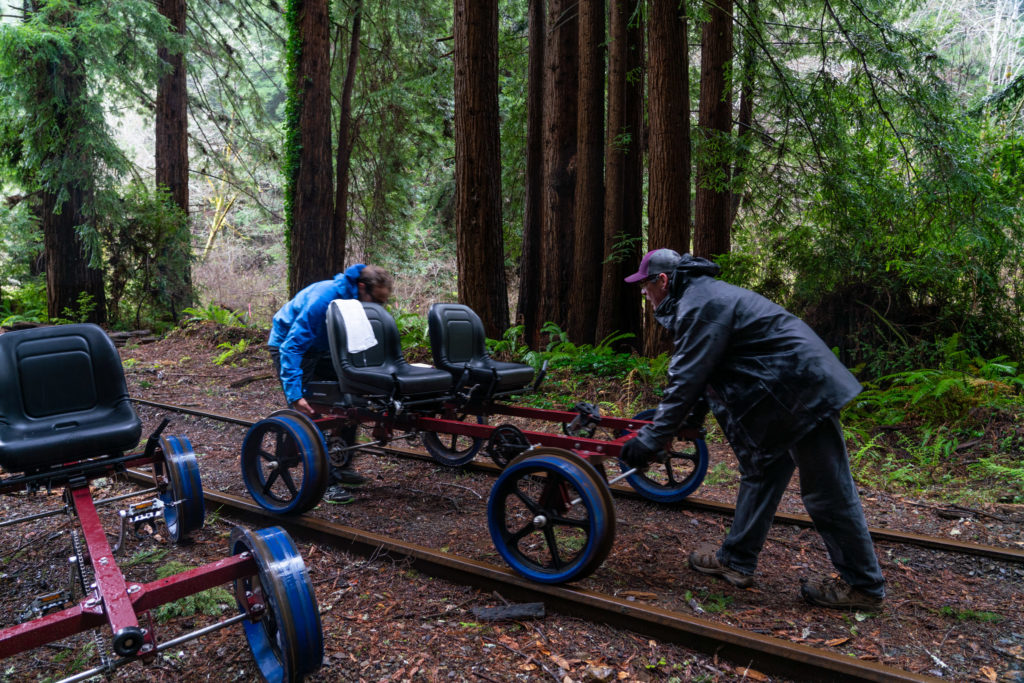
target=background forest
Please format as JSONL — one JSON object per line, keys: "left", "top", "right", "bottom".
{"left": 1, "top": 0, "right": 1023, "bottom": 497}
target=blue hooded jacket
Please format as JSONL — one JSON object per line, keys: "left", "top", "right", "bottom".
{"left": 268, "top": 264, "right": 365, "bottom": 403}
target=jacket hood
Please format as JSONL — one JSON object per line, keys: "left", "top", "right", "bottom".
{"left": 335, "top": 264, "right": 366, "bottom": 298}
{"left": 668, "top": 254, "right": 720, "bottom": 296}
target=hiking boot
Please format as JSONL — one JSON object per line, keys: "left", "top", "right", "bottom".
{"left": 688, "top": 546, "right": 755, "bottom": 589}
{"left": 333, "top": 467, "right": 367, "bottom": 487}
{"left": 324, "top": 485, "right": 354, "bottom": 504}
{"left": 800, "top": 576, "right": 884, "bottom": 610}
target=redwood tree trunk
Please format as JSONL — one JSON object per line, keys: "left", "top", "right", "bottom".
{"left": 287, "top": 0, "right": 334, "bottom": 295}
{"left": 332, "top": 0, "right": 363, "bottom": 269}
{"left": 155, "top": 0, "right": 192, "bottom": 321}
{"left": 731, "top": 0, "right": 757, "bottom": 227}
{"left": 539, "top": 0, "right": 579, "bottom": 338}
{"left": 41, "top": 42, "right": 105, "bottom": 324}
{"left": 568, "top": 0, "right": 605, "bottom": 345}
{"left": 454, "top": 0, "right": 509, "bottom": 336}
{"left": 597, "top": 0, "right": 643, "bottom": 345}
{"left": 516, "top": 0, "right": 545, "bottom": 348}
{"left": 43, "top": 184, "right": 106, "bottom": 324}
{"left": 693, "top": 0, "right": 733, "bottom": 259}
{"left": 645, "top": 0, "right": 691, "bottom": 355}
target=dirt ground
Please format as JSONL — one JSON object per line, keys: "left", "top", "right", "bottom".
{"left": 1, "top": 322, "right": 1022, "bottom": 682}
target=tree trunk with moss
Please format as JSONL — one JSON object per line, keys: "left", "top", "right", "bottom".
{"left": 285, "top": 0, "right": 334, "bottom": 296}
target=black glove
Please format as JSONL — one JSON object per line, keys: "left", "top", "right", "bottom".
{"left": 620, "top": 437, "right": 659, "bottom": 470}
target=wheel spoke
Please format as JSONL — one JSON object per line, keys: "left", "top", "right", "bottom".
{"left": 541, "top": 526, "right": 564, "bottom": 568}
{"left": 511, "top": 482, "right": 543, "bottom": 516}
{"left": 508, "top": 521, "right": 536, "bottom": 544}
{"left": 279, "top": 467, "right": 298, "bottom": 495}
{"left": 262, "top": 467, "right": 281, "bottom": 494}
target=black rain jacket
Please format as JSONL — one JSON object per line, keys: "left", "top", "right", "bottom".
{"left": 635, "top": 255, "right": 862, "bottom": 461}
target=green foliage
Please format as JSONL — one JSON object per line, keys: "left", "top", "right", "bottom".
{"left": 938, "top": 606, "right": 1004, "bottom": 623}
{"left": 538, "top": 322, "right": 638, "bottom": 378}
{"left": 393, "top": 308, "right": 430, "bottom": 350}
{"left": 0, "top": 279, "right": 47, "bottom": 326}
{"left": 100, "top": 183, "right": 193, "bottom": 330}
{"left": 723, "top": 0, "right": 1024, "bottom": 375}
{"left": 152, "top": 561, "right": 233, "bottom": 624}
{"left": 213, "top": 339, "right": 250, "bottom": 366}
{"left": 124, "top": 547, "right": 170, "bottom": 567}
{"left": 844, "top": 337, "right": 1023, "bottom": 431}
{"left": 183, "top": 303, "right": 248, "bottom": 327}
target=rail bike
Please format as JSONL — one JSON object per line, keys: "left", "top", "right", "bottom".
{"left": 0, "top": 324, "right": 322, "bottom": 683}
{"left": 241, "top": 301, "right": 710, "bottom": 584}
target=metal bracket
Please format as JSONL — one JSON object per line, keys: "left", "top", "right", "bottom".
{"left": 112, "top": 498, "right": 166, "bottom": 555}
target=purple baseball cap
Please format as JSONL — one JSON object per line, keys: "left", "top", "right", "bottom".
{"left": 624, "top": 248, "right": 682, "bottom": 283}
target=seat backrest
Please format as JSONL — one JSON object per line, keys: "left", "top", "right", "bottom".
{"left": 427, "top": 303, "right": 489, "bottom": 375}
{"left": 0, "top": 324, "right": 142, "bottom": 472}
{"left": 327, "top": 301, "right": 404, "bottom": 377}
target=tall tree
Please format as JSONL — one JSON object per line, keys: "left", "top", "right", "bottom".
{"left": 730, "top": 0, "right": 757, "bottom": 226}
{"left": 693, "top": 0, "right": 734, "bottom": 259}
{"left": 645, "top": 0, "right": 691, "bottom": 355}
{"left": 155, "top": 0, "right": 192, "bottom": 321}
{"left": 648, "top": 0, "right": 691, "bottom": 255}
{"left": 597, "top": 0, "right": 644, "bottom": 344}
{"left": 568, "top": 0, "right": 606, "bottom": 344}
{"left": 538, "top": 0, "right": 579, "bottom": 337}
{"left": 517, "top": 0, "right": 546, "bottom": 348}
{"left": 284, "top": 0, "right": 334, "bottom": 295}
{"left": 331, "top": 0, "right": 363, "bottom": 268}
{"left": 453, "top": 0, "right": 509, "bottom": 336}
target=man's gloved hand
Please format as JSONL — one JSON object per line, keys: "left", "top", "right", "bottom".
{"left": 620, "top": 437, "right": 660, "bottom": 470}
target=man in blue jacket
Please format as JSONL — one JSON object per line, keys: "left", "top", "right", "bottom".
{"left": 268, "top": 264, "right": 393, "bottom": 503}
{"left": 620, "top": 249, "right": 885, "bottom": 610}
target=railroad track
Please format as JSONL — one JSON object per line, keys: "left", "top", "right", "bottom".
{"left": 131, "top": 398, "right": 1024, "bottom": 565}
{"left": 121, "top": 469, "right": 938, "bottom": 682}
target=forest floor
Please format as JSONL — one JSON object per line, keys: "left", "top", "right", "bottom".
{"left": 1, "top": 321, "right": 1023, "bottom": 683}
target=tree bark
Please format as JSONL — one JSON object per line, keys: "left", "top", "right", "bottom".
{"left": 155, "top": 0, "right": 192, "bottom": 321}
{"left": 539, "top": 0, "right": 579, "bottom": 339}
{"left": 568, "top": 0, "right": 605, "bottom": 345}
{"left": 287, "top": 0, "right": 334, "bottom": 295}
{"left": 730, "top": 0, "right": 757, "bottom": 227}
{"left": 597, "top": 0, "right": 643, "bottom": 346}
{"left": 42, "top": 184, "right": 106, "bottom": 324}
{"left": 693, "top": 0, "right": 733, "bottom": 259}
{"left": 37, "top": 22, "right": 105, "bottom": 324}
{"left": 332, "top": 0, "right": 363, "bottom": 269}
{"left": 645, "top": 0, "right": 691, "bottom": 355}
{"left": 454, "top": 0, "right": 509, "bottom": 336}
{"left": 516, "top": 0, "right": 545, "bottom": 348}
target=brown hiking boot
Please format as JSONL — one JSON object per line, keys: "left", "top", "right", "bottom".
{"left": 800, "top": 576, "right": 884, "bottom": 610}
{"left": 688, "top": 546, "right": 755, "bottom": 588}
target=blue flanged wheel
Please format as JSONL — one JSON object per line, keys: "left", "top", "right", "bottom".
{"left": 230, "top": 526, "right": 323, "bottom": 683}
{"left": 487, "top": 447, "right": 615, "bottom": 584}
{"left": 618, "top": 409, "right": 709, "bottom": 503}
{"left": 241, "top": 411, "right": 328, "bottom": 515}
{"left": 422, "top": 415, "right": 488, "bottom": 467}
{"left": 153, "top": 435, "right": 205, "bottom": 543}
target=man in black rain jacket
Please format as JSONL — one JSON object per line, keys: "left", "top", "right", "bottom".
{"left": 620, "top": 248, "right": 885, "bottom": 610}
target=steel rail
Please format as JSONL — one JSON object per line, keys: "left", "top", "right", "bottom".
{"left": 120, "top": 469, "right": 937, "bottom": 683}
{"left": 129, "top": 398, "right": 1024, "bottom": 565}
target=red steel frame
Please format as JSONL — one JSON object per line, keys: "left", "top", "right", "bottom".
{"left": 312, "top": 400, "right": 702, "bottom": 465}
{"left": 0, "top": 457, "right": 257, "bottom": 660}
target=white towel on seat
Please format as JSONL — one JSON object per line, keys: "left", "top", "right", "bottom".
{"left": 330, "top": 299, "right": 378, "bottom": 353}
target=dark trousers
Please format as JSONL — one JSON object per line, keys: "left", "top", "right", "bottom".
{"left": 718, "top": 414, "right": 885, "bottom": 597}
{"left": 268, "top": 346, "right": 357, "bottom": 481}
